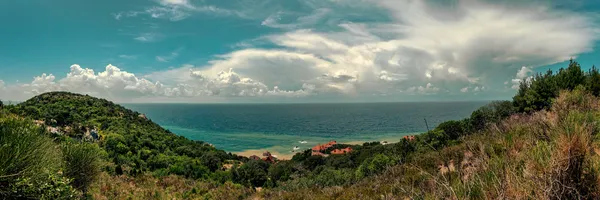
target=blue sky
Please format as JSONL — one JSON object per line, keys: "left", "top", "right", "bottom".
{"left": 1, "top": 0, "right": 599, "bottom": 103}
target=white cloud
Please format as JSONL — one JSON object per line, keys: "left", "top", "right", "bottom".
{"left": 156, "top": 56, "right": 168, "bottom": 62}
{"left": 155, "top": 48, "right": 182, "bottom": 62}
{"left": 0, "top": 64, "right": 313, "bottom": 101}
{"left": 261, "top": 8, "right": 331, "bottom": 29}
{"left": 510, "top": 66, "right": 534, "bottom": 89}
{"left": 114, "top": 0, "right": 243, "bottom": 22}
{"left": 197, "top": 0, "right": 595, "bottom": 97}
{"left": 134, "top": 33, "right": 159, "bottom": 42}
{"left": 119, "top": 55, "right": 137, "bottom": 59}
{"left": 4, "top": 0, "right": 598, "bottom": 102}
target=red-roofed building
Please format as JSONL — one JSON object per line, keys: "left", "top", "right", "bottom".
{"left": 403, "top": 135, "right": 416, "bottom": 141}
{"left": 323, "top": 140, "right": 337, "bottom": 148}
{"left": 331, "top": 147, "right": 352, "bottom": 155}
{"left": 312, "top": 145, "right": 324, "bottom": 156}
{"left": 249, "top": 155, "right": 261, "bottom": 160}
{"left": 312, "top": 141, "right": 339, "bottom": 156}
{"left": 263, "top": 151, "right": 272, "bottom": 157}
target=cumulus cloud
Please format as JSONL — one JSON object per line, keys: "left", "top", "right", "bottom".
{"left": 184, "top": 0, "right": 595, "bottom": 97}
{"left": 510, "top": 66, "right": 534, "bottom": 89}
{"left": 0, "top": 64, "right": 312, "bottom": 101}
{"left": 4, "top": 0, "right": 599, "bottom": 102}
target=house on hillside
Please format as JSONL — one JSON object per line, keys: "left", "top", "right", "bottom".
{"left": 312, "top": 145, "right": 325, "bottom": 156}
{"left": 249, "top": 155, "right": 261, "bottom": 161}
{"left": 331, "top": 147, "right": 353, "bottom": 155}
{"left": 311, "top": 141, "right": 338, "bottom": 156}
{"left": 261, "top": 151, "right": 277, "bottom": 163}
{"left": 403, "top": 135, "right": 416, "bottom": 141}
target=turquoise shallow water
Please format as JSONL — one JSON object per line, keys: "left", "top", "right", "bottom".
{"left": 124, "top": 102, "right": 488, "bottom": 154}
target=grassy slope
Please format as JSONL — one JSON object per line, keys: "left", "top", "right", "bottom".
{"left": 258, "top": 89, "right": 600, "bottom": 199}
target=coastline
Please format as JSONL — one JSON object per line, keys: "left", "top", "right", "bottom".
{"left": 232, "top": 133, "right": 418, "bottom": 160}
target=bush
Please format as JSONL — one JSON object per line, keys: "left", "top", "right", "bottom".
{"left": 232, "top": 160, "right": 269, "bottom": 187}
{"left": 355, "top": 154, "right": 395, "bottom": 179}
{"left": 62, "top": 142, "right": 102, "bottom": 193}
{"left": 9, "top": 172, "right": 80, "bottom": 199}
{"left": 0, "top": 116, "right": 61, "bottom": 197}
{"left": 436, "top": 120, "right": 466, "bottom": 140}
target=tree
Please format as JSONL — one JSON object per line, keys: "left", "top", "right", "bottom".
{"left": 303, "top": 156, "right": 325, "bottom": 171}
{"left": 435, "top": 120, "right": 465, "bottom": 140}
{"left": 0, "top": 100, "right": 3, "bottom": 109}
{"left": 233, "top": 160, "right": 269, "bottom": 187}
{"left": 587, "top": 65, "right": 600, "bottom": 96}
{"left": 556, "top": 59, "right": 585, "bottom": 90}
{"left": 355, "top": 154, "right": 395, "bottom": 179}
{"left": 268, "top": 161, "right": 296, "bottom": 182}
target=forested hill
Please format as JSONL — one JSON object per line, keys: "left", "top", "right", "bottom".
{"left": 6, "top": 91, "right": 241, "bottom": 176}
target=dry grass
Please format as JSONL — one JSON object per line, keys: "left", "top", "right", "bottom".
{"left": 89, "top": 172, "right": 253, "bottom": 200}
{"left": 258, "top": 89, "right": 600, "bottom": 200}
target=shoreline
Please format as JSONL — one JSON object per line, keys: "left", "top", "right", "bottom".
{"left": 232, "top": 134, "right": 415, "bottom": 160}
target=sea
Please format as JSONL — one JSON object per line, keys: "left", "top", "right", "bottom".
{"left": 124, "top": 102, "right": 488, "bottom": 158}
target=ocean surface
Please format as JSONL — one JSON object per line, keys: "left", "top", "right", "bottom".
{"left": 123, "top": 102, "right": 488, "bottom": 156}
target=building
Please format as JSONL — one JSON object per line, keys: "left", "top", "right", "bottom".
{"left": 403, "top": 135, "right": 416, "bottom": 141}
{"left": 249, "top": 155, "right": 261, "bottom": 160}
{"left": 331, "top": 147, "right": 353, "bottom": 155}
{"left": 261, "top": 151, "right": 276, "bottom": 163}
{"left": 312, "top": 141, "right": 338, "bottom": 156}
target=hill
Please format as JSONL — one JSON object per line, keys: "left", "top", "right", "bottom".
{"left": 7, "top": 92, "right": 243, "bottom": 174}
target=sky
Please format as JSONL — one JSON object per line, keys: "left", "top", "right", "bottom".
{"left": 1, "top": 0, "right": 600, "bottom": 103}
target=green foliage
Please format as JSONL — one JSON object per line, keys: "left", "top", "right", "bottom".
{"left": 62, "top": 142, "right": 102, "bottom": 193}
{"left": 7, "top": 92, "right": 239, "bottom": 182}
{"left": 303, "top": 156, "right": 325, "bottom": 171}
{"left": 355, "top": 154, "right": 396, "bottom": 179}
{"left": 291, "top": 149, "right": 312, "bottom": 162}
{"left": 436, "top": 120, "right": 466, "bottom": 140}
{"left": 9, "top": 172, "right": 80, "bottom": 200}
{"left": 210, "top": 170, "right": 233, "bottom": 184}
{"left": 586, "top": 66, "right": 600, "bottom": 96}
{"left": 512, "top": 59, "right": 600, "bottom": 112}
{"left": 232, "top": 159, "right": 269, "bottom": 187}
{"left": 0, "top": 116, "right": 61, "bottom": 195}
{"left": 469, "top": 100, "right": 516, "bottom": 131}
{"left": 268, "top": 161, "right": 296, "bottom": 183}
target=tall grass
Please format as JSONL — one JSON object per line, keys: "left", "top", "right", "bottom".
{"left": 62, "top": 142, "right": 102, "bottom": 193}
{"left": 258, "top": 88, "right": 600, "bottom": 199}
{"left": 0, "top": 115, "right": 81, "bottom": 199}
{"left": 0, "top": 116, "right": 60, "bottom": 192}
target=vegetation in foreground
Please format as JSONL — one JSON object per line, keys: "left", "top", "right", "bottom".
{"left": 2, "top": 59, "right": 600, "bottom": 199}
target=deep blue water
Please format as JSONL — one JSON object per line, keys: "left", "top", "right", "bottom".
{"left": 123, "top": 102, "right": 488, "bottom": 153}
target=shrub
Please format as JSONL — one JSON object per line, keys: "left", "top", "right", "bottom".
{"left": 355, "top": 154, "right": 395, "bottom": 179}
{"left": 62, "top": 142, "right": 102, "bottom": 193}
{"left": 436, "top": 120, "right": 466, "bottom": 140}
{"left": 9, "top": 172, "right": 80, "bottom": 199}
{"left": 232, "top": 159, "right": 269, "bottom": 187}
{"left": 0, "top": 116, "right": 61, "bottom": 197}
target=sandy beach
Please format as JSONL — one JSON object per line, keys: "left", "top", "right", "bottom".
{"left": 232, "top": 134, "right": 411, "bottom": 160}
